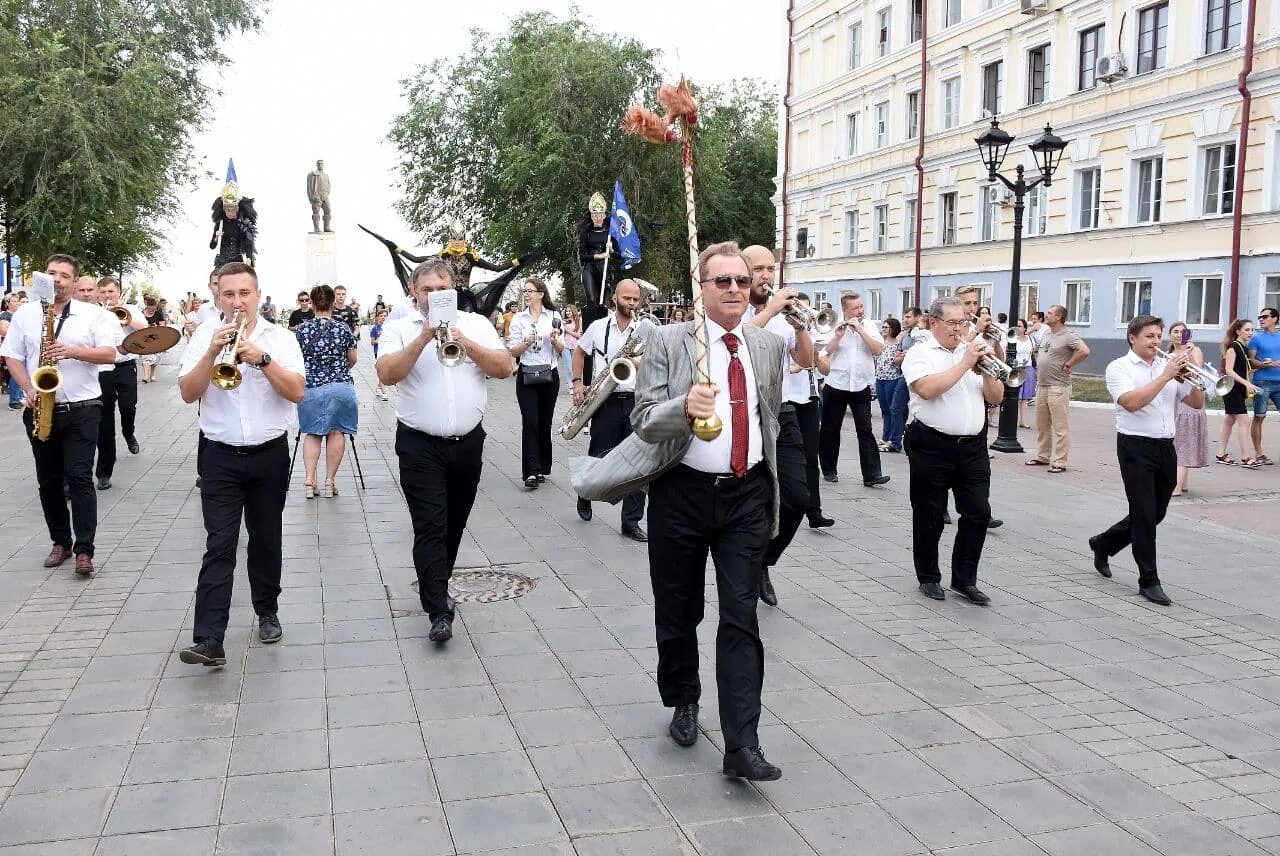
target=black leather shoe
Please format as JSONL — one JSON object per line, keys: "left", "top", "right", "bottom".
{"left": 576, "top": 498, "right": 592, "bottom": 521}
{"left": 808, "top": 514, "right": 835, "bottom": 528}
{"left": 951, "top": 585, "right": 991, "bottom": 606}
{"left": 760, "top": 568, "right": 778, "bottom": 607}
{"left": 669, "top": 703, "right": 698, "bottom": 746}
{"left": 723, "top": 746, "right": 782, "bottom": 781}
{"left": 987, "top": 518, "right": 1003, "bottom": 529}
{"left": 195, "top": 477, "right": 202, "bottom": 490}
{"left": 523, "top": 476, "right": 539, "bottom": 489}
{"left": 1088, "top": 536, "right": 1111, "bottom": 577}
{"left": 428, "top": 615, "right": 453, "bottom": 643}
{"left": 864, "top": 475, "right": 890, "bottom": 487}
{"left": 96, "top": 476, "right": 111, "bottom": 491}
{"left": 1140, "top": 585, "right": 1172, "bottom": 606}
{"left": 919, "top": 582, "right": 946, "bottom": 600}
{"left": 258, "top": 614, "right": 282, "bottom": 644}
{"left": 179, "top": 639, "right": 226, "bottom": 667}
{"left": 126, "top": 437, "right": 140, "bottom": 455}
{"left": 621, "top": 524, "right": 648, "bottom": 543}
{"left": 822, "top": 472, "right": 838, "bottom": 484}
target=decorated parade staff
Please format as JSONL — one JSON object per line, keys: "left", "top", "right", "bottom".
{"left": 210, "top": 160, "right": 257, "bottom": 268}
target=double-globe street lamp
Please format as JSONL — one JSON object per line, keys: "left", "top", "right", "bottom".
{"left": 973, "top": 118, "right": 1069, "bottom": 453}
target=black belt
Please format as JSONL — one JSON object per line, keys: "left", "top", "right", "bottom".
{"left": 53, "top": 399, "right": 102, "bottom": 413}
{"left": 675, "top": 461, "right": 768, "bottom": 485}
{"left": 1119, "top": 433, "right": 1174, "bottom": 446}
{"left": 399, "top": 421, "right": 482, "bottom": 443}
{"left": 610, "top": 391, "right": 634, "bottom": 399}
{"left": 908, "top": 421, "right": 983, "bottom": 443}
{"left": 205, "top": 433, "right": 286, "bottom": 455}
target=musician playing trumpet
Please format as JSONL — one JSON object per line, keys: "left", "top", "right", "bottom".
{"left": 571, "top": 279, "right": 654, "bottom": 541}
{"left": 176, "top": 263, "right": 306, "bottom": 667}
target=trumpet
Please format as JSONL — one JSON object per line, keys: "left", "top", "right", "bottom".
{"left": 971, "top": 314, "right": 1016, "bottom": 343}
{"left": 976, "top": 345, "right": 1028, "bottom": 388}
{"left": 765, "top": 285, "right": 837, "bottom": 334}
{"left": 110, "top": 305, "right": 132, "bottom": 326}
{"left": 1155, "top": 351, "right": 1234, "bottom": 396}
{"left": 210, "top": 310, "right": 247, "bottom": 391}
{"left": 437, "top": 323, "right": 466, "bottom": 367}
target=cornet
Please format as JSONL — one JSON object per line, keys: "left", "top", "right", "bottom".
{"left": 210, "top": 310, "right": 247, "bottom": 391}
{"left": 1155, "top": 351, "right": 1234, "bottom": 396}
{"left": 765, "top": 285, "right": 837, "bottom": 334}
{"left": 437, "top": 323, "right": 466, "bottom": 367}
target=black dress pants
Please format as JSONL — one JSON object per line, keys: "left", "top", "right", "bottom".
{"left": 1093, "top": 434, "right": 1176, "bottom": 588}
{"left": 584, "top": 392, "right": 645, "bottom": 527}
{"left": 648, "top": 464, "right": 772, "bottom": 752}
{"left": 23, "top": 402, "right": 101, "bottom": 556}
{"left": 581, "top": 261, "right": 606, "bottom": 306}
{"left": 96, "top": 360, "right": 138, "bottom": 478}
{"left": 193, "top": 434, "right": 289, "bottom": 643}
{"left": 818, "top": 385, "right": 882, "bottom": 481}
{"left": 396, "top": 423, "right": 484, "bottom": 620}
{"left": 793, "top": 398, "right": 823, "bottom": 517}
{"left": 764, "top": 405, "right": 808, "bottom": 567}
{"left": 904, "top": 421, "right": 991, "bottom": 588}
{"left": 516, "top": 367, "right": 559, "bottom": 479}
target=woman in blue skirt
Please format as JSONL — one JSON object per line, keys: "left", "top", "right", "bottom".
{"left": 295, "top": 285, "right": 358, "bottom": 497}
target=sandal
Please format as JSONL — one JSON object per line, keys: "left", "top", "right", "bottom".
{"left": 304, "top": 482, "right": 316, "bottom": 499}
{"left": 1048, "top": 465, "right": 1066, "bottom": 473}
{"left": 1242, "top": 457, "right": 1262, "bottom": 469}
{"left": 1215, "top": 453, "right": 1236, "bottom": 465}
{"left": 322, "top": 480, "right": 337, "bottom": 498}
{"left": 1025, "top": 459, "right": 1050, "bottom": 466}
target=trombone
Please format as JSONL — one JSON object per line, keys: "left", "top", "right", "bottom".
{"left": 1155, "top": 351, "right": 1234, "bottom": 396}
{"left": 437, "top": 323, "right": 466, "bottom": 367}
{"left": 210, "top": 310, "right": 247, "bottom": 391}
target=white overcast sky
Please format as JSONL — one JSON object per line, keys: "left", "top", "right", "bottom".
{"left": 144, "top": 0, "right": 783, "bottom": 310}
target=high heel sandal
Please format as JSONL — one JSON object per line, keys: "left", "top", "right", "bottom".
{"left": 304, "top": 482, "right": 316, "bottom": 499}
{"left": 323, "top": 480, "right": 337, "bottom": 498}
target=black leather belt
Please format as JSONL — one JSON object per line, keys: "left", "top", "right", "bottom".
{"left": 908, "top": 421, "right": 983, "bottom": 443}
{"left": 610, "top": 391, "right": 634, "bottom": 399}
{"left": 205, "top": 433, "right": 286, "bottom": 455}
{"left": 676, "top": 461, "right": 767, "bottom": 484}
{"left": 399, "top": 421, "right": 482, "bottom": 443}
{"left": 54, "top": 399, "right": 102, "bottom": 413}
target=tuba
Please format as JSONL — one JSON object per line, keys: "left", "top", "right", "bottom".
{"left": 560, "top": 324, "right": 646, "bottom": 440}
{"left": 31, "top": 301, "right": 62, "bottom": 441}
{"left": 210, "top": 310, "right": 247, "bottom": 390}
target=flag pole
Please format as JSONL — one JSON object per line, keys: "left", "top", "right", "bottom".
{"left": 598, "top": 236, "right": 612, "bottom": 307}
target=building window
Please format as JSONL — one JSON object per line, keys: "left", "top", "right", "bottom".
{"left": 1026, "top": 182, "right": 1047, "bottom": 236}
{"left": 940, "top": 192, "right": 958, "bottom": 246}
{"left": 1078, "top": 24, "right": 1104, "bottom": 91}
{"left": 934, "top": 285, "right": 954, "bottom": 300}
{"left": 845, "top": 112, "right": 860, "bottom": 156}
{"left": 845, "top": 210, "right": 860, "bottom": 255}
{"left": 904, "top": 199, "right": 917, "bottom": 250}
{"left": 1064, "top": 280, "right": 1092, "bottom": 324}
{"left": 1265, "top": 275, "right": 1280, "bottom": 309}
{"left": 1137, "top": 3, "right": 1169, "bottom": 74}
{"left": 981, "top": 60, "right": 1003, "bottom": 118}
{"left": 906, "top": 91, "right": 919, "bottom": 139}
{"left": 1136, "top": 157, "right": 1163, "bottom": 223}
{"left": 873, "top": 204, "right": 889, "bottom": 252}
{"left": 876, "top": 8, "right": 891, "bottom": 58}
{"left": 944, "top": 0, "right": 962, "bottom": 28}
{"left": 968, "top": 285, "right": 992, "bottom": 309}
{"left": 1205, "top": 0, "right": 1242, "bottom": 54}
{"left": 1020, "top": 283, "right": 1040, "bottom": 318}
{"left": 874, "top": 102, "right": 890, "bottom": 149}
{"left": 1077, "top": 167, "right": 1102, "bottom": 230}
{"left": 867, "top": 290, "right": 884, "bottom": 320}
{"left": 813, "top": 290, "right": 829, "bottom": 310}
{"left": 900, "top": 288, "right": 914, "bottom": 316}
{"left": 941, "top": 77, "right": 961, "bottom": 130}
{"left": 1185, "top": 276, "right": 1223, "bottom": 326}
{"left": 1120, "top": 278, "right": 1154, "bottom": 322}
{"left": 1027, "top": 45, "right": 1049, "bottom": 106}
{"left": 848, "top": 23, "right": 862, "bottom": 70}
{"left": 980, "top": 184, "right": 1001, "bottom": 241}
{"left": 1203, "top": 143, "right": 1236, "bottom": 216}
{"left": 910, "top": 0, "right": 923, "bottom": 43}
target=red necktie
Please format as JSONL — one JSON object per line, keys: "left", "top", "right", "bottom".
{"left": 722, "top": 332, "right": 748, "bottom": 478}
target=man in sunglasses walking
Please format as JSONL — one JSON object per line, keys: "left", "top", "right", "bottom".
{"left": 1249, "top": 308, "right": 1280, "bottom": 465}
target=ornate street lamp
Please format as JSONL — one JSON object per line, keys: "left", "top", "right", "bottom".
{"left": 973, "top": 119, "right": 1069, "bottom": 453}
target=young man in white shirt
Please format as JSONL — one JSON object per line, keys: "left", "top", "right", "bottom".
{"left": 816, "top": 292, "right": 890, "bottom": 487}
{"left": 94, "top": 276, "right": 146, "bottom": 489}
{"left": 377, "top": 259, "right": 514, "bottom": 643}
{"left": 1089, "top": 315, "right": 1204, "bottom": 606}
{"left": 176, "top": 263, "right": 307, "bottom": 666}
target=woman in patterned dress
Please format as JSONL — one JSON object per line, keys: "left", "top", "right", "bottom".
{"left": 295, "top": 285, "right": 358, "bottom": 498}
{"left": 1167, "top": 322, "right": 1209, "bottom": 496}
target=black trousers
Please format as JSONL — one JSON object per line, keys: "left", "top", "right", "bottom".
{"left": 24, "top": 402, "right": 101, "bottom": 556}
{"left": 581, "top": 261, "right": 606, "bottom": 306}
{"left": 96, "top": 360, "right": 138, "bottom": 478}
{"left": 193, "top": 434, "right": 289, "bottom": 643}
{"left": 1093, "top": 434, "right": 1176, "bottom": 588}
{"left": 793, "top": 398, "right": 823, "bottom": 517}
{"left": 585, "top": 393, "right": 645, "bottom": 527}
{"left": 764, "top": 405, "right": 809, "bottom": 567}
{"left": 818, "top": 385, "right": 882, "bottom": 481}
{"left": 905, "top": 421, "right": 991, "bottom": 588}
{"left": 516, "top": 367, "right": 559, "bottom": 479}
{"left": 649, "top": 464, "right": 772, "bottom": 752}
{"left": 396, "top": 422, "right": 484, "bottom": 620}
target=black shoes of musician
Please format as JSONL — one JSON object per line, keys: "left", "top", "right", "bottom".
{"left": 951, "top": 584, "right": 991, "bottom": 606}
{"left": 864, "top": 475, "right": 890, "bottom": 487}
{"left": 258, "top": 614, "right": 282, "bottom": 644}
{"left": 1140, "top": 585, "right": 1172, "bottom": 606}
{"left": 669, "top": 703, "right": 699, "bottom": 747}
{"left": 919, "top": 582, "right": 946, "bottom": 600}
{"left": 524, "top": 476, "right": 539, "bottom": 490}
{"left": 576, "top": 498, "right": 592, "bottom": 521}
{"left": 987, "top": 518, "right": 1003, "bottom": 529}
{"left": 179, "top": 639, "right": 227, "bottom": 667}
{"left": 760, "top": 568, "right": 778, "bottom": 607}
{"left": 536, "top": 474, "right": 546, "bottom": 484}
{"left": 822, "top": 471, "right": 838, "bottom": 484}
{"left": 621, "top": 524, "right": 648, "bottom": 543}
{"left": 126, "top": 437, "right": 140, "bottom": 455}
{"left": 96, "top": 476, "right": 111, "bottom": 491}
{"left": 1088, "top": 536, "right": 1112, "bottom": 577}
{"left": 428, "top": 615, "right": 453, "bottom": 643}
{"left": 723, "top": 746, "right": 782, "bottom": 781}
{"left": 808, "top": 514, "right": 835, "bottom": 529}
{"left": 195, "top": 477, "right": 202, "bottom": 490}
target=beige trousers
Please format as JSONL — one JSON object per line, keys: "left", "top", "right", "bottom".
{"left": 1035, "top": 385, "right": 1071, "bottom": 467}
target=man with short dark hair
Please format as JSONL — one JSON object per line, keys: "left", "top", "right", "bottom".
{"left": 816, "top": 292, "right": 888, "bottom": 487}
{"left": 95, "top": 276, "right": 145, "bottom": 488}
{"left": 1029, "top": 304, "right": 1090, "bottom": 472}
{"left": 1248, "top": 307, "right": 1280, "bottom": 464}
{"left": 332, "top": 285, "right": 360, "bottom": 337}
{"left": 288, "top": 291, "right": 315, "bottom": 330}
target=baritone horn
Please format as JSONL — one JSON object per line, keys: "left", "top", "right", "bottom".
{"left": 437, "top": 323, "right": 465, "bottom": 367}
{"left": 210, "top": 310, "right": 246, "bottom": 390}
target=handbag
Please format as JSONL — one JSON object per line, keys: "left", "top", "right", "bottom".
{"left": 521, "top": 363, "right": 555, "bottom": 386}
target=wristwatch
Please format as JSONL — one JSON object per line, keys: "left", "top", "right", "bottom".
{"left": 258, "top": 353, "right": 272, "bottom": 368}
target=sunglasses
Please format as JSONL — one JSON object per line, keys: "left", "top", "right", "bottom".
{"left": 700, "top": 275, "right": 751, "bottom": 289}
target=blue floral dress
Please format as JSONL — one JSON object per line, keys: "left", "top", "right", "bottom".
{"left": 295, "top": 318, "right": 358, "bottom": 435}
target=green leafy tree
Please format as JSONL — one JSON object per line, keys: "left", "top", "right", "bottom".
{"left": 0, "top": 0, "right": 261, "bottom": 277}
{"left": 389, "top": 9, "right": 777, "bottom": 305}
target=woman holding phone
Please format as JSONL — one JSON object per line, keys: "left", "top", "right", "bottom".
{"left": 1167, "top": 322, "right": 1209, "bottom": 495}
{"left": 1218, "top": 319, "right": 1261, "bottom": 467}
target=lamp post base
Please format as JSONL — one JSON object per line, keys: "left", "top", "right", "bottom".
{"left": 990, "top": 385, "right": 1024, "bottom": 453}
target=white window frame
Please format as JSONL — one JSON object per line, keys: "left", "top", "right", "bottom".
{"left": 979, "top": 183, "right": 1001, "bottom": 242}
{"left": 1182, "top": 274, "right": 1225, "bottom": 328}
{"left": 875, "top": 7, "right": 891, "bottom": 58}
{"left": 903, "top": 198, "right": 918, "bottom": 250}
{"left": 933, "top": 285, "right": 954, "bottom": 301}
{"left": 1019, "top": 282, "right": 1040, "bottom": 320}
{"left": 905, "top": 91, "right": 919, "bottom": 139}
{"left": 943, "top": 0, "right": 962, "bottom": 28}
{"left": 1201, "top": 142, "right": 1237, "bottom": 217}
{"left": 1025, "top": 182, "right": 1048, "bottom": 236}
{"left": 845, "top": 112, "right": 861, "bottom": 157}
{"left": 1263, "top": 274, "right": 1280, "bottom": 313}
{"left": 981, "top": 60, "right": 1004, "bottom": 119}
{"left": 873, "top": 203, "right": 889, "bottom": 252}
{"left": 968, "top": 284, "right": 993, "bottom": 310}
{"left": 900, "top": 287, "right": 914, "bottom": 316}
{"left": 1117, "top": 278, "right": 1155, "bottom": 326}
{"left": 1064, "top": 280, "right": 1093, "bottom": 325}
{"left": 938, "top": 191, "right": 958, "bottom": 246}
{"left": 874, "top": 102, "right": 890, "bottom": 149}
{"left": 867, "top": 289, "right": 884, "bottom": 320}
{"left": 1027, "top": 44, "right": 1050, "bottom": 106}
{"left": 1134, "top": 156, "right": 1164, "bottom": 224}
{"left": 1075, "top": 166, "right": 1102, "bottom": 231}
{"left": 847, "top": 22, "right": 863, "bottom": 70}
{"left": 845, "top": 209, "right": 860, "bottom": 255}
{"left": 812, "top": 290, "right": 829, "bottom": 311}
{"left": 941, "top": 76, "right": 961, "bottom": 130}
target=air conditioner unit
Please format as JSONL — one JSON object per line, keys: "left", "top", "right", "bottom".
{"left": 1020, "top": 0, "right": 1049, "bottom": 13}
{"left": 1096, "top": 53, "right": 1128, "bottom": 83}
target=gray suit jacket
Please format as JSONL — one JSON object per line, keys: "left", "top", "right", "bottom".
{"left": 570, "top": 319, "right": 785, "bottom": 535}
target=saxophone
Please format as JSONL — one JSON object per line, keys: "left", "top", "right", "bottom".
{"left": 559, "top": 325, "right": 645, "bottom": 440}
{"left": 31, "top": 301, "right": 63, "bottom": 441}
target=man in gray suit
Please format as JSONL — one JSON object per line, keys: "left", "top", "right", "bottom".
{"left": 631, "top": 241, "right": 785, "bottom": 781}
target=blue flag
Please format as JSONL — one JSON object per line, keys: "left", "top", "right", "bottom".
{"left": 226, "top": 158, "right": 238, "bottom": 184}
{"left": 609, "top": 181, "right": 642, "bottom": 270}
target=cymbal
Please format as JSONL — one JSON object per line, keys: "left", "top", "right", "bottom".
{"left": 122, "top": 326, "right": 181, "bottom": 355}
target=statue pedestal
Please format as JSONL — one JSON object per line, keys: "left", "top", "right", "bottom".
{"left": 305, "top": 232, "right": 338, "bottom": 288}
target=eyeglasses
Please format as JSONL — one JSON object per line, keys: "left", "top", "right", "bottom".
{"left": 939, "top": 319, "right": 968, "bottom": 328}
{"left": 700, "top": 275, "right": 751, "bottom": 289}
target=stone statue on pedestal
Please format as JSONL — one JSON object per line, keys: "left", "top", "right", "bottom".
{"left": 307, "top": 160, "right": 332, "bottom": 233}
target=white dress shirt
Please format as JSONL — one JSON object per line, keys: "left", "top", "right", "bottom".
{"left": 683, "top": 319, "right": 764, "bottom": 474}
{"left": 195, "top": 301, "right": 222, "bottom": 327}
{"left": 762, "top": 314, "right": 810, "bottom": 405}
{"left": 0, "top": 299, "right": 119, "bottom": 403}
{"left": 1105, "top": 350, "right": 1193, "bottom": 439}
{"left": 380, "top": 309, "right": 504, "bottom": 437}
{"left": 507, "top": 309, "right": 562, "bottom": 368}
{"left": 388, "top": 301, "right": 415, "bottom": 322}
{"left": 902, "top": 332, "right": 987, "bottom": 436}
{"left": 577, "top": 313, "right": 654, "bottom": 392}
{"left": 178, "top": 319, "right": 305, "bottom": 445}
{"left": 822, "top": 318, "right": 881, "bottom": 392}
{"left": 108, "top": 303, "right": 144, "bottom": 364}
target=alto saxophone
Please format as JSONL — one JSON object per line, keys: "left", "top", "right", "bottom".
{"left": 31, "top": 301, "right": 63, "bottom": 441}
{"left": 559, "top": 326, "right": 645, "bottom": 440}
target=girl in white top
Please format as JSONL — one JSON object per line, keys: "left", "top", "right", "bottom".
{"left": 1014, "top": 319, "right": 1036, "bottom": 428}
{"left": 506, "top": 278, "right": 565, "bottom": 488}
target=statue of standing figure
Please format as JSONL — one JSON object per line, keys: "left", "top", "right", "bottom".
{"left": 307, "top": 160, "right": 332, "bottom": 233}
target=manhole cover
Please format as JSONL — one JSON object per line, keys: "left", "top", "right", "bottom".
{"left": 409, "top": 568, "right": 535, "bottom": 603}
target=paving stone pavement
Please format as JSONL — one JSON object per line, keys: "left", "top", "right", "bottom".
{"left": 2, "top": 342, "right": 1280, "bottom": 855}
